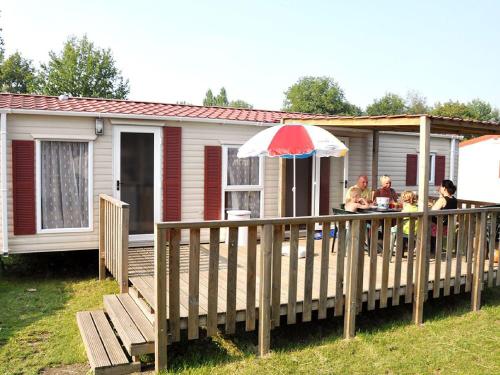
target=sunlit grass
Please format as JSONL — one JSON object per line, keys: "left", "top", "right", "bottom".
{"left": 0, "top": 252, "right": 499, "bottom": 374}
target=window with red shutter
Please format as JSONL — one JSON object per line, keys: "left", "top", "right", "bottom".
{"left": 12, "top": 140, "right": 36, "bottom": 235}
{"left": 204, "top": 146, "right": 222, "bottom": 220}
{"left": 163, "top": 127, "right": 182, "bottom": 221}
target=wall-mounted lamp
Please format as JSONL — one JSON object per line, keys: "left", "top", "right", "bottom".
{"left": 95, "top": 118, "right": 104, "bottom": 135}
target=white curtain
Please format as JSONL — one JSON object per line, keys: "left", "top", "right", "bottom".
{"left": 226, "top": 148, "right": 260, "bottom": 218}
{"left": 41, "top": 141, "right": 89, "bottom": 229}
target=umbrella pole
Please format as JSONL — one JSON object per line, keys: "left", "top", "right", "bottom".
{"left": 293, "top": 155, "right": 296, "bottom": 217}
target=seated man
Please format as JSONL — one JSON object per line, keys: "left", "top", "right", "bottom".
{"left": 373, "top": 175, "right": 398, "bottom": 203}
{"left": 345, "top": 175, "right": 372, "bottom": 204}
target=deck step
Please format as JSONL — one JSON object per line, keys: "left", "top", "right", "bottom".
{"left": 76, "top": 310, "right": 141, "bottom": 375}
{"left": 129, "top": 276, "right": 154, "bottom": 308}
{"left": 104, "top": 294, "right": 155, "bottom": 356}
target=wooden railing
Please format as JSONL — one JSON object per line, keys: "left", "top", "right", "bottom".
{"left": 98, "top": 194, "right": 130, "bottom": 293}
{"left": 152, "top": 206, "right": 499, "bottom": 371}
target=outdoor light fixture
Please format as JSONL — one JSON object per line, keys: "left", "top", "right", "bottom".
{"left": 95, "top": 118, "right": 104, "bottom": 135}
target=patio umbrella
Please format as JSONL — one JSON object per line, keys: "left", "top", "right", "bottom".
{"left": 237, "top": 124, "right": 348, "bottom": 217}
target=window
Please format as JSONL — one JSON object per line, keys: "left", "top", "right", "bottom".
{"left": 417, "top": 153, "right": 436, "bottom": 184}
{"left": 222, "top": 145, "right": 264, "bottom": 218}
{"left": 36, "top": 140, "right": 93, "bottom": 232}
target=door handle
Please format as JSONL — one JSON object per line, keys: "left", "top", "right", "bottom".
{"left": 116, "top": 180, "right": 120, "bottom": 191}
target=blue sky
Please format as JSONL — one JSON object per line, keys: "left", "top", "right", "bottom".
{"left": 2, "top": 0, "right": 500, "bottom": 110}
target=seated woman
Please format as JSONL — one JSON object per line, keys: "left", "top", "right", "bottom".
{"left": 390, "top": 191, "right": 418, "bottom": 251}
{"left": 372, "top": 175, "right": 398, "bottom": 204}
{"left": 430, "top": 180, "right": 457, "bottom": 254}
{"left": 345, "top": 187, "right": 371, "bottom": 212}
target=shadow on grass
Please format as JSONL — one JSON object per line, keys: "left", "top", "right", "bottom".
{"left": 162, "top": 287, "right": 500, "bottom": 372}
{"left": 0, "top": 250, "right": 98, "bottom": 349}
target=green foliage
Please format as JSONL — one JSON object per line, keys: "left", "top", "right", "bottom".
{"left": 283, "top": 76, "right": 358, "bottom": 115}
{"left": 203, "top": 89, "right": 215, "bottom": 106}
{"left": 432, "top": 99, "right": 499, "bottom": 121}
{"left": 203, "top": 87, "right": 253, "bottom": 108}
{"left": 0, "top": 52, "right": 38, "bottom": 93}
{"left": 366, "top": 92, "right": 407, "bottom": 116}
{"left": 229, "top": 99, "right": 253, "bottom": 109}
{"left": 39, "top": 35, "right": 129, "bottom": 99}
{"left": 406, "top": 90, "right": 430, "bottom": 115}
{"left": 216, "top": 87, "right": 229, "bottom": 106}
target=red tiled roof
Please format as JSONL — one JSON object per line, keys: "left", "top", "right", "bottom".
{"left": 0, "top": 93, "right": 328, "bottom": 124}
{"left": 1, "top": 93, "right": 499, "bottom": 129}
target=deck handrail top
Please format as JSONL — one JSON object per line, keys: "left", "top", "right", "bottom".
{"left": 155, "top": 206, "right": 500, "bottom": 229}
{"left": 99, "top": 193, "right": 129, "bottom": 208}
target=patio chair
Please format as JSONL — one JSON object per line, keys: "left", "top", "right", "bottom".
{"left": 331, "top": 207, "right": 354, "bottom": 253}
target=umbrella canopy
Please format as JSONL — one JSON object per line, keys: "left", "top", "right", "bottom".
{"left": 238, "top": 124, "right": 348, "bottom": 217}
{"left": 237, "top": 124, "right": 348, "bottom": 159}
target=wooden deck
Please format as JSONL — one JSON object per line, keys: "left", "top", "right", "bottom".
{"left": 127, "top": 239, "right": 493, "bottom": 329}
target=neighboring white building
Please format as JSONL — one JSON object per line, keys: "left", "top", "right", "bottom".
{"left": 458, "top": 135, "right": 500, "bottom": 203}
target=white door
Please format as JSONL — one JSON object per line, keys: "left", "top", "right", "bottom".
{"left": 113, "top": 126, "right": 161, "bottom": 242}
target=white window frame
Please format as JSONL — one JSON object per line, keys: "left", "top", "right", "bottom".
{"left": 417, "top": 152, "right": 436, "bottom": 185}
{"left": 35, "top": 139, "right": 94, "bottom": 234}
{"left": 221, "top": 144, "right": 265, "bottom": 219}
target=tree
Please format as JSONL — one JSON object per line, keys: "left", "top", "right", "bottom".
{"left": 214, "top": 87, "right": 228, "bottom": 106}
{"left": 203, "top": 87, "right": 253, "bottom": 108}
{"left": 432, "top": 100, "right": 471, "bottom": 119}
{"left": 366, "top": 92, "right": 406, "bottom": 116}
{"left": 466, "top": 99, "right": 500, "bottom": 122}
{"left": 203, "top": 89, "right": 215, "bottom": 106}
{"left": 283, "top": 76, "right": 359, "bottom": 115}
{"left": 0, "top": 52, "right": 38, "bottom": 93}
{"left": 39, "top": 35, "right": 129, "bottom": 99}
{"left": 406, "top": 90, "right": 430, "bottom": 115}
{"left": 228, "top": 99, "right": 253, "bottom": 109}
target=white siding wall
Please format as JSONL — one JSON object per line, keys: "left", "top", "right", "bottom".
{"left": 5, "top": 115, "right": 280, "bottom": 253}
{"left": 458, "top": 139, "right": 500, "bottom": 203}
{"left": 7, "top": 114, "right": 113, "bottom": 253}
{"left": 377, "top": 133, "right": 457, "bottom": 194}
{"left": 178, "top": 121, "right": 279, "bottom": 221}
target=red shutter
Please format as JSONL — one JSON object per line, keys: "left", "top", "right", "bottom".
{"left": 12, "top": 140, "right": 36, "bottom": 235}
{"left": 163, "top": 127, "right": 182, "bottom": 221}
{"left": 435, "top": 155, "right": 446, "bottom": 186}
{"left": 204, "top": 146, "right": 222, "bottom": 220}
{"left": 319, "top": 157, "right": 330, "bottom": 215}
{"left": 406, "top": 154, "right": 418, "bottom": 186}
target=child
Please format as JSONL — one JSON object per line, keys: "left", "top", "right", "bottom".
{"left": 390, "top": 191, "right": 418, "bottom": 251}
{"left": 345, "top": 187, "right": 371, "bottom": 212}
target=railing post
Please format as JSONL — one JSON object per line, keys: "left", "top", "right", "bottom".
{"left": 98, "top": 196, "right": 106, "bottom": 280}
{"left": 154, "top": 225, "right": 167, "bottom": 372}
{"left": 471, "top": 212, "right": 487, "bottom": 311}
{"left": 258, "top": 223, "right": 273, "bottom": 356}
{"left": 119, "top": 204, "right": 130, "bottom": 293}
{"left": 344, "top": 219, "right": 361, "bottom": 339}
{"left": 413, "top": 115, "right": 430, "bottom": 325}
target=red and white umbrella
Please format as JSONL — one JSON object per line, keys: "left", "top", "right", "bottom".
{"left": 238, "top": 124, "right": 348, "bottom": 216}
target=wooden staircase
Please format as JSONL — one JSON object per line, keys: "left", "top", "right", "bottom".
{"left": 77, "top": 289, "right": 157, "bottom": 374}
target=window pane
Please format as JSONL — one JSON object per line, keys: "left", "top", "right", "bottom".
{"left": 224, "top": 191, "right": 260, "bottom": 218}
{"left": 41, "top": 141, "right": 89, "bottom": 229}
{"left": 227, "top": 148, "right": 259, "bottom": 185}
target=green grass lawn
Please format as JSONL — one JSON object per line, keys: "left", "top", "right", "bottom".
{"left": 0, "top": 252, "right": 499, "bottom": 375}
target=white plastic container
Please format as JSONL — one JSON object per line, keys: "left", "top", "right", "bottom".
{"left": 376, "top": 197, "right": 390, "bottom": 210}
{"left": 226, "top": 210, "right": 251, "bottom": 246}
